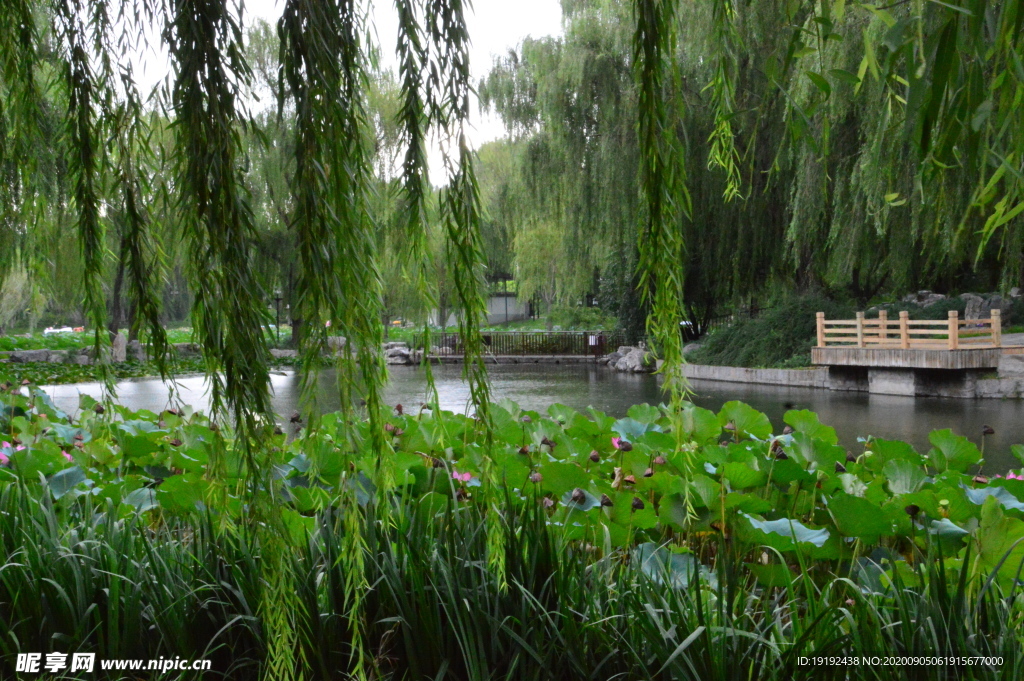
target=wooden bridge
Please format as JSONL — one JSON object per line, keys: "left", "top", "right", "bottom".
{"left": 812, "top": 310, "right": 1024, "bottom": 396}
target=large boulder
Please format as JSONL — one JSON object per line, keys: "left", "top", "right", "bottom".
{"left": 614, "top": 347, "right": 654, "bottom": 373}
{"left": 903, "top": 290, "right": 947, "bottom": 307}
{"left": 327, "top": 336, "right": 347, "bottom": 352}
{"left": 127, "top": 339, "right": 147, "bottom": 362}
{"left": 9, "top": 349, "right": 52, "bottom": 363}
{"left": 270, "top": 348, "right": 297, "bottom": 359}
{"left": 385, "top": 344, "right": 414, "bottom": 365}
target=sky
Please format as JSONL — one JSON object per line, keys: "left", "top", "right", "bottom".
{"left": 132, "top": 0, "right": 564, "bottom": 179}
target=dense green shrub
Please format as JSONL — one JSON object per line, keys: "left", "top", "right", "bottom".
{"left": 690, "top": 295, "right": 855, "bottom": 368}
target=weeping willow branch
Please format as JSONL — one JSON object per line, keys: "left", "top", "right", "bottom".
{"left": 55, "top": 0, "right": 110, "bottom": 385}
{"left": 634, "top": 0, "right": 693, "bottom": 487}
{"left": 166, "top": 0, "right": 271, "bottom": 439}
{"left": 280, "top": 2, "right": 384, "bottom": 675}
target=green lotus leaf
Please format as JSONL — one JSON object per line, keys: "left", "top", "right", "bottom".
{"left": 927, "top": 429, "right": 981, "bottom": 473}
{"left": 718, "top": 401, "right": 771, "bottom": 440}
{"left": 741, "top": 513, "right": 830, "bottom": 549}
{"left": 828, "top": 492, "right": 894, "bottom": 537}
{"left": 884, "top": 459, "right": 926, "bottom": 495}
{"left": 723, "top": 461, "right": 766, "bottom": 489}
{"left": 680, "top": 403, "right": 722, "bottom": 444}
{"left": 784, "top": 409, "right": 838, "bottom": 445}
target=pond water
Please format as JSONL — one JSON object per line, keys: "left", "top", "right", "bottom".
{"left": 42, "top": 364, "right": 1024, "bottom": 473}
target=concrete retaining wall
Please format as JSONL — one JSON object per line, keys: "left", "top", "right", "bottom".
{"left": 683, "top": 362, "right": 1024, "bottom": 399}
{"left": 683, "top": 364, "right": 829, "bottom": 388}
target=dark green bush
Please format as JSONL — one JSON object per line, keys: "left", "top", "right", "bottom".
{"left": 690, "top": 295, "right": 854, "bottom": 368}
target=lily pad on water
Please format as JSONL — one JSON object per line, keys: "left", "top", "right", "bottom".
{"left": 741, "top": 513, "right": 830, "bottom": 549}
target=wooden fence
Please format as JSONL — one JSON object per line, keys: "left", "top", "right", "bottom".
{"left": 816, "top": 310, "right": 1002, "bottom": 350}
{"left": 430, "top": 331, "right": 628, "bottom": 357}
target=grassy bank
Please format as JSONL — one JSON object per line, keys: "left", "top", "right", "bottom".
{"left": 1, "top": 384, "right": 1023, "bottom": 678}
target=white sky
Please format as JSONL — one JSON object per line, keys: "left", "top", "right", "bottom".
{"left": 131, "top": 0, "right": 563, "bottom": 181}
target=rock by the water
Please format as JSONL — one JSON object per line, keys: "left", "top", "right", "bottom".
{"left": 327, "top": 336, "right": 347, "bottom": 352}
{"left": 10, "top": 349, "right": 52, "bottom": 363}
{"left": 127, "top": 339, "right": 147, "bottom": 362}
{"left": 614, "top": 347, "right": 654, "bottom": 373}
{"left": 903, "top": 290, "right": 947, "bottom": 307}
{"left": 111, "top": 332, "right": 127, "bottom": 363}
{"left": 270, "top": 348, "right": 297, "bottom": 359}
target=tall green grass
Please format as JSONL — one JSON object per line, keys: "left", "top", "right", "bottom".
{"left": 1, "top": 483, "right": 1020, "bottom": 680}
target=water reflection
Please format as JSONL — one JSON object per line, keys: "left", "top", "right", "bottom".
{"left": 43, "top": 364, "right": 1024, "bottom": 472}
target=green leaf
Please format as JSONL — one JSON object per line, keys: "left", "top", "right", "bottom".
{"left": 962, "top": 485, "right": 1024, "bottom": 512}
{"left": 718, "top": 401, "right": 771, "bottom": 440}
{"left": 784, "top": 409, "right": 838, "bottom": 445}
{"left": 722, "top": 461, "right": 766, "bottom": 489}
{"left": 123, "top": 487, "right": 157, "bottom": 512}
{"left": 1011, "top": 445, "right": 1024, "bottom": 466}
{"left": 741, "top": 514, "right": 830, "bottom": 549}
{"left": 680, "top": 403, "right": 721, "bottom": 444}
{"left": 828, "top": 68, "right": 860, "bottom": 85}
{"left": 828, "top": 492, "right": 894, "bottom": 537}
{"left": 747, "top": 563, "right": 795, "bottom": 588}
{"left": 884, "top": 459, "right": 926, "bottom": 494}
{"left": 47, "top": 466, "right": 88, "bottom": 499}
{"left": 561, "top": 487, "right": 600, "bottom": 511}
{"left": 627, "top": 403, "right": 662, "bottom": 424}
{"left": 805, "top": 71, "right": 832, "bottom": 98}
{"left": 927, "top": 429, "right": 981, "bottom": 473}
{"left": 537, "top": 461, "right": 590, "bottom": 497}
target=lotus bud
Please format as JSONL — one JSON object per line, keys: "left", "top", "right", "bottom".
{"left": 643, "top": 467, "right": 654, "bottom": 478}
{"left": 169, "top": 438, "right": 183, "bottom": 447}
{"left": 589, "top": 450, "right": 601, "bottom": 463}
{"left": 904, "top": 504, "right": 920, "bottom": 517}
{"left": 619, "top": 440, "right": 633, "bottom": 452}
{"left": 624, "top": 474, "right": 636, "bottom": 484}
{"left": 529, "top": 471, "right": 543, "bottom": 483}
{"left": 982, "top": 424, "right": 995, "bottom": 435}
{"left": 782, "top": 425, "right": 794, "bottom": 435}
{"left": 93, "top": 403, "right": 105, "bottom": 414}
{"left": 519, "top": 446, "right": 530, "bottom": 455}
{"left": 631, "top": 497, "right": 645, "bottom": 511}
{"left": 395, "top": 403, "right": 404, "bottom": 415}
{"left": 521, "top": 415, "right": 532, "bottom": 424}
{"left": 834, "top": 462, "right": 846, "bottom": 473}
{"left": 571, "top": 488, "right": 586, "bottom": 504}
{"left": 972, "top": 475, "right": 989, "bottom": 485}
{"left": 653, "top": 455, "right": 666, "bottom": 465}
{"left": 600, "top": 494, "right": 613, "bottom": 507}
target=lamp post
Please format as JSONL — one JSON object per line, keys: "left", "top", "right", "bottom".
{"left": 274, "top": 291, "right": 282, "bottom": 347}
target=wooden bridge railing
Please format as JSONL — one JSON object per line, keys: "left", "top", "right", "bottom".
{"left": 816, "top": 310, "right": 1002, "bottom": 350}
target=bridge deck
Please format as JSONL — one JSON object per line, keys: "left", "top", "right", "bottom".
{"left": 810, "top": 346, "right": 1022, "bottom": 370}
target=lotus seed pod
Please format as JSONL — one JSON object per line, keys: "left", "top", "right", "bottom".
{"left": 600, "top": 494, "right": 613, "bottom": 507}
{"left": 571, "top": 488, "right": 586, "bottom": 504}
{"left": 589, "top": 450, "right": 601, "bottom": 463}
{"left": 529, "top": 471, "right": 543, "bottom": 483}
{"left": 631, "top": 497, "right": 645, "bottom": 511}
{"left": 643, "top": 467, "right": 654, "bottom": 478}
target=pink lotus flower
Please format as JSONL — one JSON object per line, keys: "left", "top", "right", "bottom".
{"left": 612, "top": 436, "right": 623, "bottom": 450}
{"left": 0, "top": 451, "right": 8, "bottom": 466}
{"left": 995, "top": 470, "right": 1024, "bottom": 481}
{"left": 62, "top": 450, "right": 73, "bottom": 463}
{"left": 452, "top": 469, "right": 472, "bottom": 483}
